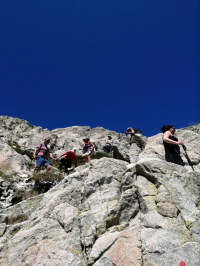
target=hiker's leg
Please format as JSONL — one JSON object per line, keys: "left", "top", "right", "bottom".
{"left": 45, "top": 165, "right": 51, "bottom": 173}
{"left": 165, "top": 152, "right": 175, "bottom": 163}
{"left": 172, "top": 154, "right": 184, "bottom": 166}
{"left": 59, "top": 158, "right": 65, "bottom": 170}
{"left": 126, "top": 134, "right": 131, "bottom": 143}
{"left": 59, "top": 163, "right": 62, "bottom": 170}
{"left": 82, "top": 154, "right": 86, "bottom": 164}
{"left": 104, "top": 145, "right": 109, "bottom": 153}
{"left": 35, "top": 167, "right": 40, "bottom": 173}
{"left": 44, "top": 159, "right": 51, "bottom": 173}
{"left": 35, "top": 157, "right": 43, "bottom": 173}
{"left": 88, "top": 154, "right": 91, "bottom": 162}
{"left": 165, "top": 152, "right": 183, "bottom": 166}
{"left": 131, "top": 134, "right": 135, "bottom": 142}
{"left": 64, "top": 159, "right": 71, "bottom": 173}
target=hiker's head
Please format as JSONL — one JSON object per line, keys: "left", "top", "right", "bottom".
{"left": 108, "top": 135, "right": 112, "bottom": 139}
{"left": 161, "top": 125, "right": 175, "bottom": 134}
{"left": 71, "top": 148, "right": 77, "bottom": 153}
{"left": 44, "top": 138, "right": 50, "bottom": 144}
{"left": 83, "top": 137, "right": 89, "bottom": 142}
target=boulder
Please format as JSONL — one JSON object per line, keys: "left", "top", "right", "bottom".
{"left": 0, "top": 116, "right": 199, "bottom": 266}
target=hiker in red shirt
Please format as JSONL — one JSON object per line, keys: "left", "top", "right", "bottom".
{"left": 56, "top": 148, "right": 77, "bottom": 173}
{"left": 33, "top": 138, "right": 56, "bottom": 174}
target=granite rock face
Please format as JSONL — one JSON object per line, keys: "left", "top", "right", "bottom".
{"left": 0, "top": 116, "right": 200, "bottom": 266}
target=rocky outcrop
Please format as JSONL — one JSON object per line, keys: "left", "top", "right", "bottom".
{"left": 0, "top": 116, "right": 200, "bottom": 266}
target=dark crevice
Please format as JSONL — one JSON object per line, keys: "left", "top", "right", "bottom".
{"left": 143, "top": 225, "right": 162, "bottom": 229}
{"left": 149, "top": 250, "right": 165, "bottom": 254}
{"left": 56, "top": 219, "right": 65, "bottom": 231}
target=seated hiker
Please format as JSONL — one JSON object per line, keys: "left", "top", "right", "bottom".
{"left": 33, "top": 138, "right": 56, "bottom": 173}
{"left": 161, "top": 125, "right": 184, "bottom": 166}
{"left": 103, "top": 135, "right": 113, "bottom": 152}
{"left": 82, "top": 137, "right": 95, "bottom": 164}
{"left": 126, "top": 127, "right": 135, "bottom": 142}
{"left": 56, "top": 148, "right": 77, "bottom": 173}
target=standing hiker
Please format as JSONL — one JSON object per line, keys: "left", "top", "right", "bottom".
{"left": 103, "top": 135, "right": 113, "bottom": 152}
{"left": 161, "top": 125, "right": 184, "bottom": 166}
{"left": 126, "top": 127, "right": 135, "bottom": 143}
{"left": 55, "top": 148, "right": 77, "bottom": 174}
{"left": 33, "top": 138, "right": 56, "bottom": 173}
{"left": 82, "top": 137, "right": 95, "bottom": 164}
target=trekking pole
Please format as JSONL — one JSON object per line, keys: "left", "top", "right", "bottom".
{"left": 182, "top": 145, "right": 194, "bottom": 171}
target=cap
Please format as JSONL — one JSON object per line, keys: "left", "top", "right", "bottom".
{"left": 71, "top": 148, "right": 77, "bottom": 153}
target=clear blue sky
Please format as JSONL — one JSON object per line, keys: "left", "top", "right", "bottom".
{"left": 1, "top": 0, "right": 199, "bottom": 137}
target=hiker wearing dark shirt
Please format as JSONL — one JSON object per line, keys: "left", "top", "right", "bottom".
{"left": 56, "top": 148, "right": 77, "bottom": 173}
{"left": 161, "top": 125, "right": 184, "bottom": 166}
{"left": 33, "top": 138, "right": 56, "bottom": 173}
{"left": 126, "top": 127, "right": 135, "bottom": 143}
{"left": 82, "top": 137, "right": 95, "bottom": 164}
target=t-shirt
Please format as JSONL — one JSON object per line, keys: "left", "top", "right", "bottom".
{"left": 64, "top": 151, "right": 77, "bottom": 161}
{"left": 163, "top": 136, "right": 180, "bottom": 154}
{"left": 106, "top": 139, "right": 113, "bottom": 145}
{"left": 36, "top": 144, "right": 49, "bottom": 158}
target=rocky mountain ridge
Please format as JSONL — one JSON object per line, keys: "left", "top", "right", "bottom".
{"left": 0, "top": 116, "right": 200, "bottom": 265}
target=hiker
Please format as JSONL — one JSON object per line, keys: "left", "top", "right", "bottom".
{"left": 126, "top": 127, "right": 135, "bottom": 142}
{"left": 161, "top": 125, "right": 184, "bottom": 166}
{"left": 82, "top": 137, "right": 95, "bottom": 164}
{"left": 55, "top": 148, "right": 77, "bottom": 173}
{"left": 33, "top": 138, "right": 56, "bottom": 173}
{"left": 103, "top": 135, "right": 113, "bottom": 152}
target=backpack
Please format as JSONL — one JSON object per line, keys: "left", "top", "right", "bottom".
{"left": 134, "top": 129, "right": 142, "bottom": 134}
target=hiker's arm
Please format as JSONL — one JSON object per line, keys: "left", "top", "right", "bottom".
{"left": 163, "top": 131, "right": 184, "bottom": 145}
{"left": 33, "top": 148, "right": 39, "bottom": 160}
{"left": 90, "top": 141, "right": 95, "bottom": 149}
{"left": 48, "top": 152, "right": 56, "bottom": 161}
{"left": 131, "top": 129, "right": 135, "bottom": 134}
{"left": 55, "top": 153, "right": 66, "bottom": 161}
{"left": 74, "top": 159, "right": 77, "bottom": 168}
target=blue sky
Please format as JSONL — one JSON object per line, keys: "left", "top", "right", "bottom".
{"left": 1, "top": 0, "right": 199, "bottom": 137}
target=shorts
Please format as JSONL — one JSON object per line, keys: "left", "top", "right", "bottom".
{"left": 83, "top": 147, "right": 95, "bottom": 156}
{"left": 36, "top": 156, "right": 50, "bottom": 168}
{"left": 60, "top": 158, "right": 72, "bottom": 168}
